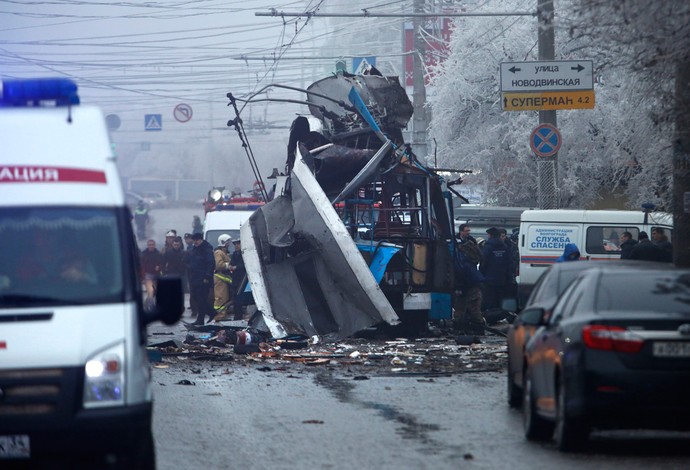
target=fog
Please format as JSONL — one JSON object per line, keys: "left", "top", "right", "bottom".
{"left": 0, "top": 0, "right": 356, "bottom": 194}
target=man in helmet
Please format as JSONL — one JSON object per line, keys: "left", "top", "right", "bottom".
{"left": 211, "top": 234, "right": 233, "bottom": 322}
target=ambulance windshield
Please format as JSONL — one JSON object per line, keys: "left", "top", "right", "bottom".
{"left": 0, "top": 207, "right": 124, "bottom": 307}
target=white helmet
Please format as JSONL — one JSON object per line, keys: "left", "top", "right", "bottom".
{"left": 217, "top": 233, "right": 232, "bottom": 246}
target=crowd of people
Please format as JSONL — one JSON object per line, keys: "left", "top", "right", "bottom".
{"left": 452, "top": 224, "right": 674, "bottom": 334}
{"left": 623, "top": 228, "right": 673, "bottom": 262}
{"left": 139, "top": 215, "right": 674, "bottom": 332}
{"left": 139, "top": 221, "right": 246, "bottom": 325}
{"left": 454, "top": 223, "right": 520, "bottom": 334}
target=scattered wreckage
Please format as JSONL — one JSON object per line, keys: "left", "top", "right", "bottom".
{"left": 148, "top": 322, "right": 508, "bottom": 377}
{"left": 225, "top": 72, "right": 460, "bottom": 341}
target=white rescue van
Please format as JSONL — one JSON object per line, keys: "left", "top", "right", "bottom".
{"left": 0, "top": 78, "right": 183, "bottom": 467}
{"left": 517, "top": 208, "right": 673, "bottom": 304}
{"left": 203, "top": 210, "right": 255, "bottom": 244}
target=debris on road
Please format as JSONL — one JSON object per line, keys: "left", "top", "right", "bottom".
{"left": 148, "top": 322, "right": 509, "bottom": 377}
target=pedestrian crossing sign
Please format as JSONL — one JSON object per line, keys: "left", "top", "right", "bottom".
{"left": 353, "top": 56, "right": 376, "bottom": 75}
{"left": 145, "top": 114, "right": 162, "bottom": 131}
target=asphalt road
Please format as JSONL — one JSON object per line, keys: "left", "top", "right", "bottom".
{"left": 150, "top": 356, "right": 690, "bottom": 470}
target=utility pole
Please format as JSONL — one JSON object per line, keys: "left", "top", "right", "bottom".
{"left": 412, "top": 0, "right": 428, "bottom": 160}
{"left": 537, "top": 0, "right": 558, "bottom": 209}
{"left": 674, "top": 60, "right": 690, "bottom": 267}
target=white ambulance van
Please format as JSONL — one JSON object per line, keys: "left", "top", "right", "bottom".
{"left": 203, "top": 209, "right": 255, "bottom": 245}
{"left": 517, "top": 208, "right": 673, "bottom": 305}
{"left": 0, "top": 78, "right": 183, "bottom": 467}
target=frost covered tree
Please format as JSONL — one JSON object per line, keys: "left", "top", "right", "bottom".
{"left": 567, "top": 0, "right": 690, "bottom": 264}
{"left": 427, "top": 0, "right": 686, "bottom": 212}
{"left": 428, "top": 3, "right": 541, "bottom": 206}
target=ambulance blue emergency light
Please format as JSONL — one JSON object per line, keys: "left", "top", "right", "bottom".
{"left": 0, "top": 77, "right": 79, "bottom": 106}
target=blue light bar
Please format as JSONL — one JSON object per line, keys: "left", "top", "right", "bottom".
{"left": 0, "top": 78, "right": 80, "bottom": 106}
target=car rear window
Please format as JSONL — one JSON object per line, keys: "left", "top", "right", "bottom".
{"left": 595, "top": 272, "right": 690, "bottom": 313}
{"left": 529, "top": 265, "right": 592, "bottom": 307}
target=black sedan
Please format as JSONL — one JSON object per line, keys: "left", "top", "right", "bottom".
{"left": 521, "top": 264, "right": 690, "bottom": 451}
{"left": 505, "top": 260, "right": 633, "bottom": 407}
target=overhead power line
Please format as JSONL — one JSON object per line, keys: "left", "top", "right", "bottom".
{"left": 234, "top": 52, "right": 413, "bottom": 61}
{"left": 256, "top": 9, "right": 536, "bottom": 18}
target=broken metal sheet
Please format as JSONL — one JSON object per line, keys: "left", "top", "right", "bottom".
{"left": 259, "top": 194, "right": 295, "bottom": 247}
{"left": 347, "top": 85, "right": 388, "bottom": 143}
{"left": 312, "top": 144, "right": 377, "bottom": 198}
{"left": 306, "top": 74, "right": 413, "bottom": 132}
{"left": 356, "top": 243, "right": 401, "bottom": 284}
{"left": 331, "top": 139, "right": 392, "bottom": 204}
{"left": 240, "top": 218, "right": 288, "bottom": 339}
{"left": 241, "top": 146, "right": 400, "bottom": 340}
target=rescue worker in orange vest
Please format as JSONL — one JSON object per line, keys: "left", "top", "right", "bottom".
{"left": 212, "top": 234, "right": 233, "bottom": 322}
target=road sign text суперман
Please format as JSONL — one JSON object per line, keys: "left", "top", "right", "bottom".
{"left": 502, "top": 90, "right": 595, "bottom": 111}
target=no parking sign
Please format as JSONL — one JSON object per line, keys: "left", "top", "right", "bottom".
{"left": 530, "top": 123, "right": 561, "bottom": 157}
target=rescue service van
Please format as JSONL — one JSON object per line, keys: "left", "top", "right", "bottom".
{"left": 517, "top": 208, "right": 673, "bottom": 305}
{"left": 203, "top": 210, "right": 255, "bottom": 245}
{"left": 0, "top": 78, "right": 182, "bottom": 468}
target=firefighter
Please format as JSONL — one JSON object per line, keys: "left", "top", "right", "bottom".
{"left": 212, "top": 234, "right": 233, "bottom": 322}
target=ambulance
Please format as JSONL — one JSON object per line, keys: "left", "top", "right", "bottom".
{"left": 517, "top": 208, "right": 673, "bottom": 306}
{"left": 202, "top": 186, "right": 264, "bottom": 244}
{"left": 0, "top": 78, "right": 183, "bottom": 467}
{"left": 203, "top": 210, "right": 255, "bottom": 245}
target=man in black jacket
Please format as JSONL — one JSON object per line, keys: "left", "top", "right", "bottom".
{"left": 619, "top": 231, "right": 638, "bottom": 259}
{"left": 186, "top": 233, "right": 215, "bottom": 325}
{"left": 457, "top": 223, "right": 479, "bottom": 246}
{"left": 630, "top": 231, "right": 666, "bottom": 262}
{"left": 480, "top": 227, "right": 512, "bottom": 311}
{"left": 651, "top": 227, "right": 673, "bottom": 262}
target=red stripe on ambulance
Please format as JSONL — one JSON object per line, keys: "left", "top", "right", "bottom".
{"left": 0, "top": 166, "right": 107, "bottom": 184}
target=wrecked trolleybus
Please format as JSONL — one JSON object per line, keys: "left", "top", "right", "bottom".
{"left": 227, "top": 72, "right": 457, "bottom": 339}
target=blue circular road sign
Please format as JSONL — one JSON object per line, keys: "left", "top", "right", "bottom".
{"left": 530, "top": 123, "right": 561, "bottom": 157}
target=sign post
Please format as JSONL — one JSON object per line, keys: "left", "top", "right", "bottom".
{"left": 499, "top": 60, "right": 594, "bottom": 111}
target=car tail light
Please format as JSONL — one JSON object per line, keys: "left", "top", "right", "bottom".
{"left": 582, "top": 325, "right": 644, "bottom": 353}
